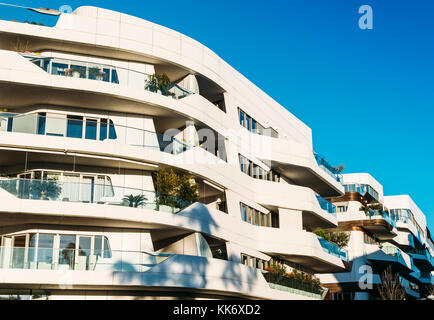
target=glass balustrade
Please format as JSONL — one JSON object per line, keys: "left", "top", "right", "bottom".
{"left": 368, "top": 210, "right": 396, "bottom": 228}
{"left": 316, "top": 236, "right": 349, "bottom": 261}
{"left": 315, "top": 194, "right": 337, "bottom": 217}
{"left": 344, "top": 183, "right": 379, "bottom": 201}
{"left": 0, "top": 113, "right": 194, "bottom": 156}
{"left": 21, "top": 53, "right": 193, "bottom": 100}
{"left": 381, "top": 246, "right": 401, "bottom": 257}
{"left": 313, "top": 152, "right": 343, "bottom": 184}
{"left": 0, "top": 247, "right": 172, "bottom": 272}
{"left": 0, "top": 178, "right": 193, "bottom": 214}
{"left": 263, "top": 271, "right": 327, "bottom": 299}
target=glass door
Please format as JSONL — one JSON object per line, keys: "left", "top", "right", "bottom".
{"left": 77, "top": 236, "right": 92, "bottom": 270}
{"left": 37, "top": 234, "right": 55, "bottom": 270}
{"left": 81, "top": 176, "right": 95, "bottom": 203}
{"left": 58, "top": 235, "right": 76, "bottom": 270}
{"left": 17, "top": 173, "right": 31, "bottom": 199}
{"left": 11, "top": 235, "right": 26, "bottom": 269}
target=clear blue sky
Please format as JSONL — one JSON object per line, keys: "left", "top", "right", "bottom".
{"left": 1, "top": 0, "right": 433, "bottom": 232}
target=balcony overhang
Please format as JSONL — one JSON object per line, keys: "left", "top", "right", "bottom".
{"left": 337, "top": 219, "right": 397, "bottom": 240}
{"left": 411, "top": 254, "right": 434, "bottom": 272}
{"left": 270, "top": 253, "right": 349, "bottom": 273}
{"left": 270, "top": 160, "right": 343, "bottom": 198}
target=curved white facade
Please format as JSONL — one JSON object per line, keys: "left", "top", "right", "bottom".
{"left": 0, "top": 6, "right": 430, "bottom": 301}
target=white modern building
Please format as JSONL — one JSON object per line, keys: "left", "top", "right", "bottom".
{"left": 0, "top": 6, "right": 351, "bottom": 300}
{"left": 319, "top": 173, "right": 434, "bottom": 300}
{"left": 0, "top": 6, "right": 431, "bottom": 301}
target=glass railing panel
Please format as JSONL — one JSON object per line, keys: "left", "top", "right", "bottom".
{"left": 3, "top": 114, "right": 193, "bottom": 156}
{"left": 316, "top": 236, "right": 349, "bottom": 261}
{"left": 263, "top": 271, "right": 327, "bottom": 298}
{"left": 20, "top": 54, "right": 193, "bottom": 100}
{"left": 315, "top": 194, "right": 336, "bottom": 217}
{"left": 0, "top": 178, "right": 193, "bottom": 214}
{"left": 0, "top": 247, "right": 173, "bottom": 272}
{"left": 313, "top": 152, "right": 343, "bottom": 183}
{"left": 381, "top": 245, "right": 401, "bottom": 257}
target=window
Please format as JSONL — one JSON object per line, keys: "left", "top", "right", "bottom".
{"left": 337, "top": 206, "right": 348, "bottom": 213}
{"left": 239, "top": 109, "right": 245, "bottom": 127}
{"left": 85, "top": 119, "right": 97, "bottom": 140}
{"left": 239, "top": 153, "right": 280, "bottom": 182}
{"left": 37, "top": 113, "right": 46, "bottom": 135}
{"left": 237, "top": 107, "right": 277, "bottom": 137}
{"left": 66, "top": 115, "right": 83, "bottom": 138}
{"left": 240, "top": 203, "right": 247, "bottom": 222}
{"left": 240, "top": 202, "right": 279, "bottom": 228}
{"left": 241, "top": 253, "right": 269, "bottom": 271}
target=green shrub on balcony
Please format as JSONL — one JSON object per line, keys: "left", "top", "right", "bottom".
{"left": 314, "top": 228, "right": 349, "bottom": 248}
{"left": 146, "top": 73, "right": 175, "bottom": 97}
{"left": 123, "top": 194, "right": 147, "bottom": 208}
{"left": 263, "top": 261, "right": 323, "bottom": 295}
{"left": 154, "top": 169, "right": 199, "bottom": 209}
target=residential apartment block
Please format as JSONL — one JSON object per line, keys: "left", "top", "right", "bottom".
{"left": 0, "top": 6, "right": 431, "bottom": 300}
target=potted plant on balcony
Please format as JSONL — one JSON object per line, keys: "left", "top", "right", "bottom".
{"left": 66, "top": 68, "right": 83, "bottom": 78}
{"left": 88, "top": 67, "right": 106, "bottom": 80}
{"left": 123, "top": 194, "right": 147, "bottom": 208}
{"left": 88, "top": 67, "right": 105, "bottom": 80}
{"left": 146, "top": 73, "right": 174, "bottom": 97}
{"left": 30, "top": 179, "right": 62, "bottom": 200}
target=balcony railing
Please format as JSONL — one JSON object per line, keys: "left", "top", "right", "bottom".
{"left": 368, "top": 210, "right": 396, "bottom": 228}
{"left": 0, "top": 178, "right": 193, "bottom": 214}
{"left": 316, "top": 236, "right": 349, "bottom": 261}
{"left": 21, "top": 53, "right": 193, "bottom": 100}
{"left": 0, "top": 246, "right": 172, "bottom": 272}
{"left": 1, "top": 113, "right": 194, "bottom": 156}
{"left": 381, "top": 245, "right": 402, "bottom": 257}
{"left": 262, "top": 271, "right": 327, "bottom": 299}
{"left": 315, "top": 194, "right": 337, "bottom": 217}
{"left": 313, "top": 152, "right": 343, "bottom": 184}
{"left": 344, "top": 183, "right": 379, "bottom": 201}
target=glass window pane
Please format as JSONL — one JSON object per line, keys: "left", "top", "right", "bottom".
{"left": 69, "top": 64, "right": 86, "bottom": 78}
{"left": 37, "top": 234, "right": 54, "bottom": 267}
{"left": 103, "top": 237, "right": 111, "bottom": 258}
{"left": 66, "top": 116, "right": 83, "bottom": 138}
{"left": 59, "top": 235, "right": 76, "bottom": 269}
{"left": 239, "top": 109, "right": 244, "bottom": 126}
{"left": 111, "top": 69, "right": 119, "bottom": 84}
{"left": 85, "top": 119, "right": 97, "bottom": 140}
{"left": 94, "top": 236, "right": 102, "bottom": 257}
{"left": 51, "top": 61, "right": 69, "bottom": 76}
{"left": 37, "top": 113, "right": 46, "bottom": 135}
{"left": 99, "top": 119, "right": 108, "bottom": 141}
{"left": 245, "top": 115, "right": 251, "bottom": 130}
{"left": 252, "top": 120, "right": 257, "bottom": 133}
{"left": 108, "top": 120, "right": 117, "bottom": 139}
{"left": 241, "top": 204, "right": 247, "bottom": 222}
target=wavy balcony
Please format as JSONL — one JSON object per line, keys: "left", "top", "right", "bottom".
{"left": 0, "top": 248, "right": 318, "bottom": 299}
{"left": 0, "top": 178, "right": 192, "bottom": 214}
{"left": 262, "top": 271, "right": 328, "bottom": 299}
{"left": 336, "top": 210, "right": 397, "bottom": 240}
{"left": 21, "top": 53, "right": 193, "bottom": 100}
{"left": 316, "top": 236, "right": 349, "bottom": 262}
{"left": 1, "top": 112, "right": 194, "bottom": 156}
{"left": 0, "top": 247, "right": 172, "bottom": 272}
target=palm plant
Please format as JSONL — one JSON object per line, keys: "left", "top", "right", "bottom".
{"left": 123, "top": 194, "right": 147, "bottom": 208}
{"left": 31, "top": 179, "right": 61, "bottom": 200}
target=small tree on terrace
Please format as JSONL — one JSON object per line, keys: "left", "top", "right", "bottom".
{"left": 376, "top": 265, "right": 406, "bottom": 300}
